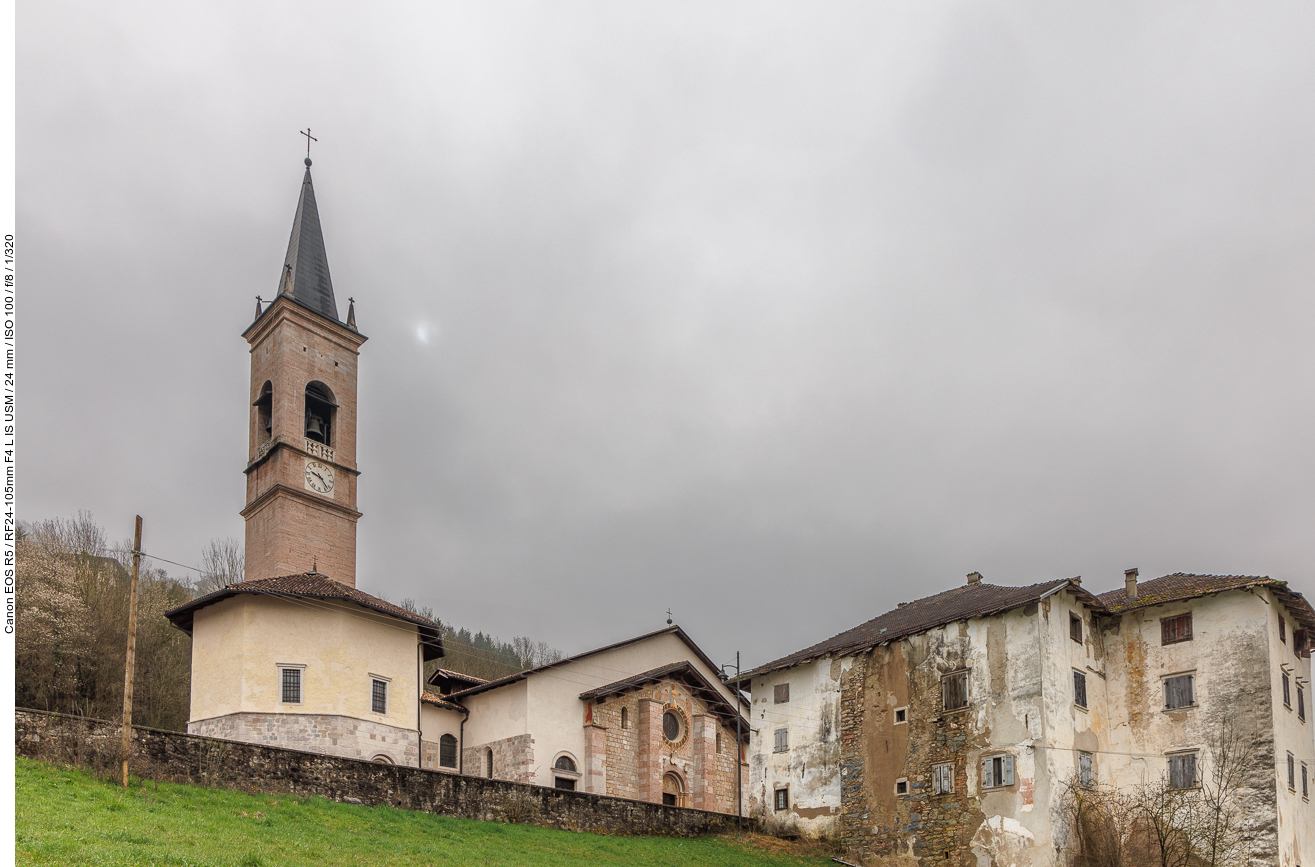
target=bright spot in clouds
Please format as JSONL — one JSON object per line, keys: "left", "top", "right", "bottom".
{"left": 414, "top": 322, "right": 434, "bottom": 345}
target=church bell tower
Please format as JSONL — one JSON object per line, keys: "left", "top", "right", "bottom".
{"left": 241, "top": 157, "right": 366, "bottom": 587}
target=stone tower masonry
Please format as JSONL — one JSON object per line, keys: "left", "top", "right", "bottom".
{"left": 240, "top": 159, "right": 366, "bottom": 587}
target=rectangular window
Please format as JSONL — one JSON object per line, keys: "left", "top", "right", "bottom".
{"left": 1300, "top": 686, "right": 1306, "bottom": 722}
{"left": 438, "top": 735, "right": 458, "bottom": 769}
{"left": 774, "top": 683, "right": 790, "bottom": 704}
{"left": 1304, "top": 763, "right": 1309, "bottom": 799}
{"left": 982, "top": 754, "right": 1015, "bottom": 789}
{"left": 1073, "top": 670, "right": 1088, "bottom": 709}
{"left": 894, "top": 778, "right": 909, "bottom": 796}
{"left": 1079, "top": 752, "right": 1093, "bottom": 788}
{"left": 1168, "top": 753, "right": 1198, "bottom": 790}
{"left": 1070, "top": 614, "right": 1083, "bottom": 644}
{"left": 773, "top": 728, "right": 788, "bottom": 753}
{"left": 371, "top": 678, "right": 388, "bottom": 714}
{"left": 1289, "top": 753, "right": 1297, "bottom": 791}
{"left": 280, "top": 667, "right": 302, "bottom": 704}
{"left": 1296, "top": 629, "right": 1309, "bottom": 659}
{"left": 1280, "top": 617, "right": 1287, "bottom": 643}
{"left": 555, "top": 777, "right": 576, "bottom": 791}
{"left": 1164, "top": 673, "right": 1195, "bottom": 709}
{"left": 1161, "top": 613, "right": 1193, "bottom": 645}
{"left": 1284, "top": 673, "right": 1292, "bottom": 709}
{"left": 893, "top": 707, "right": 908, "bottom": 724}
{"left": 933, "top": 763, "right": 954, "bottom": 795}
{"left": 774, "top": 788, "right": 789, "bottom": 811}
{"left": 942, "top": 670, "right": 969, "bottom": 711}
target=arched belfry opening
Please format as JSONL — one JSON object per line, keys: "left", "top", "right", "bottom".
{"left": 254, "top": 381, "right": 273, "bottom": 443}
{"left": 304, "top": 381, "right": 336, "bottom": 446}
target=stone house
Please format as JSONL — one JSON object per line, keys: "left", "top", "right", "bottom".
{"left": 419, "top": 625, "right": 749, "bottom": 814}
{"left": 745, "top": 571, "right": 1315, "bottom": 865}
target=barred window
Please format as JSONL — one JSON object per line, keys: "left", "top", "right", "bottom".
{"left": 1284, "top": 673, "right": 1292, "bottom": 709}
{"left": 1073, "top": 670, "right": 1088, "bottom": 709}
{"left": 1079, "top": 752, "right": 1093, "bottom": 788}
{"left": 1304, "top": 763, "right": 1309, "bottom": 799}
{"left": 1300, "top": 686, "right": 1306, "bottom": 722}
{"left": 774, "top": 683, "right": 790, "bottom": 704}
{"left": 1164, "top": 674, "right": 1195, "bottom": 709}
{"left": 1161, "top": 613, "right": 1193, "bottom": 645}
{"left": 895, "top": 778, "right": 909, "bottom": 796}
{"left": 371, "top": 678, "right": 388, "bottom": 714}
{"left": 774, "top": 788, "right": 789, "bottom": 811}
{"left": 773, "top": 728, "right": 788, "bottom": 753}
{"left": 281, "top": 667, "right": 301, "bottom": 704}
{"left": 942, "top": 670, "right": 969, "bottom": 711}
{"left": 1168, "top": 753, "right": 1197, "bottom": 790}
{"left": 438, "top": 734, "right": 457, "bottom": 769}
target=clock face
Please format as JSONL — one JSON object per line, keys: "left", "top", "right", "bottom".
{"left": 304, "top": 460, "right": 334, "bottom": 495}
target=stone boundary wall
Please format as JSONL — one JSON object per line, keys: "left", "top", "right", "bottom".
{"left": 15, "top": 709, "right": 745, "bottom": 837}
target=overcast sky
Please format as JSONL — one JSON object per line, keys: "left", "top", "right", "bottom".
{"left": 19, "top": 2, "right": 1315, "bottom": 669}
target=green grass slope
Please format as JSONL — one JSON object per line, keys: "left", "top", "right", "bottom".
{"left": 16, "top": 759, "right": 835, "bottom": 866}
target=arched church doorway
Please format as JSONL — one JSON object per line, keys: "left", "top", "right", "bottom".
{"left": 662, "top": 772, "right": 683, "bottom": 807}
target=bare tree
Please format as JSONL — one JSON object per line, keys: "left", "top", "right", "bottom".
{"left": 1193, "top": 717, "right": 1256, "bottom": 867}
{"left": 194, "top": 537, "right": 244, "bottom": 595}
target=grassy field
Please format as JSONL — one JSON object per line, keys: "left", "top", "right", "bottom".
{"left": 16, "top": 759, "right": 837, "bottom": 866}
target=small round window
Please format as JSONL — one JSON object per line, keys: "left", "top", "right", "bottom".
{"left": 663, "top": 711, "right": 681, "bottom": 741}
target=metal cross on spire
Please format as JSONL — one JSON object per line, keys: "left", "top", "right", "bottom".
{"left": 300, "top": 128, "right": 318, "bottom": 165}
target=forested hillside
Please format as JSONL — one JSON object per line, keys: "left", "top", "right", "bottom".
{"left": 15, "top": 513, "right": 562, "bottom": 730}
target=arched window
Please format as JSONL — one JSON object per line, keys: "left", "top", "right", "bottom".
{"left": 371, "top": 754, "right": 394, "bottom": 764}
{"left": 438, "top": 734, "right": 458, "bottom": 769}
{"left": 304, "top": 381, "right": 336, "bottom": 446}
{"left": 486, "top": 747, "right": 494, "bottom": 779}
{"left": 553, "top": 753, "right": 580, "bottom": 791}
{"left": 620, "top": 707, "right": 628, "bottom": 729}
{"left": 254, "top": 381, "right": 273, "bottom": 443}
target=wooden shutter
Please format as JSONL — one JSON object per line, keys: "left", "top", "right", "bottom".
{"left": 1161, "top": 613, "right": 1193, "bottom": 645}
{"left": 1073, "top": 671, "right": 1087, "bottom": 708}
{"left": 981, "top": 757, "right": 994, "bottom": 789}
{"left": 944, "top": 671, "right": 968, "bottom": 710}
{"left": 774, "top": 728, "right": 788, "bottom": 752}
{"left": 774, "top": 683, "right": 790, "bottom": 704}
{"left": 934, "top": 763, "right": 952, "bottom": 794}
{"left": 1284, "top": 674, "right": 1291, "bottom": 707}
{"left": 1165, "top": 674, "right": 1193, "bottom": 709}
{"left": 1002, "top": 755, "right": 1015, "bottom": 787}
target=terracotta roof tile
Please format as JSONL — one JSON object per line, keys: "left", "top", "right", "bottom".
{"left": 1098, "top": 573, "right": 1315, "bottom": 628}
{"left": 743, "top": 577, "right": 1093, "bottom": 679}
{"left": 420, "top": 691, "right": 466, "bottom": 712}
{"left": 164, "top": 572, "right": 443, "bottom": 659}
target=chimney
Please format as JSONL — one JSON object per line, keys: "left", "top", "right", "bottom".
{"left": 967, "top": 571, "right": 983, "bottom": 586}
{"left": 1124, "top": 568, "right": 1139, "bottom": 601}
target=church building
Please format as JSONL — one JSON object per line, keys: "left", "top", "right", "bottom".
{"left": 165, "top": 156, "right": 748, "bottom": 812}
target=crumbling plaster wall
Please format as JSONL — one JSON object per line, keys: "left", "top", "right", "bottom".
{"left": 749, "top": 657, "right": 846, "bottom": 838}
{"left": 839, "top": 605, "right": 1059, "bottom": 867}
{"left": 1098, "top": 590, "right": 1285, "bottom": 865}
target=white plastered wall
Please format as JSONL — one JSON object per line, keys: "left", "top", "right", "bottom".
{"left": 188, "top": 594, "right": 420, "bottom": 731}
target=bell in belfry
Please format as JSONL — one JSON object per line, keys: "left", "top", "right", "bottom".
{"left": 305, "top": 412, "right": 327, "bottom": 443}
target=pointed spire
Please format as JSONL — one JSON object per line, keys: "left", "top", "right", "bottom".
{"left": 277, "top": 165, "right": 339, "bottom": 321}
{"left": 254, "top": 295, "right": 263, "bottom": 319}
{"left": 346, "top": 297, "right": 357, "bottom": 331}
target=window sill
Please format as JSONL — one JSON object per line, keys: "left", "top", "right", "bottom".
{"left": 1074, "top": 704, "right": 1088, "bottom": 713}
{"left": 1162, "top": 705, "right": 1197, "bottom": 713}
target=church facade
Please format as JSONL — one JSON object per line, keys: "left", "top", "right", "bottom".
{"left": 165, "top": 158, "right": 748, "bottom": 811}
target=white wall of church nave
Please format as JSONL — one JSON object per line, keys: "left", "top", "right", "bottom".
{"left": 188, "top": 595, "right": 420, "bottom": 731}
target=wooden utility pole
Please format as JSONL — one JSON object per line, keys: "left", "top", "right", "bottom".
{"left": 121, "top": 515, "right": 142, "bottom": 788}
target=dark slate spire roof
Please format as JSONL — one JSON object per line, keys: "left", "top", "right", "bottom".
{"left": 277, "top": 164, "right": 339, "bottom": 322}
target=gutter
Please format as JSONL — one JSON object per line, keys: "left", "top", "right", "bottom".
{"left": 458, "top": 705, "right": 471, "bottom": 775}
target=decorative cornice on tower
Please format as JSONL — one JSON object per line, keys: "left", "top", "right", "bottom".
{"left": 278, "top": 166, "right": 339, "bottom": 322}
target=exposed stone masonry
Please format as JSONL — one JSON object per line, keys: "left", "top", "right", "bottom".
{"left": 190, "top": 711, "right": 419, "bottom": 767}
{"left": 17, "top": 709, "right": 745, "bottom": 838}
